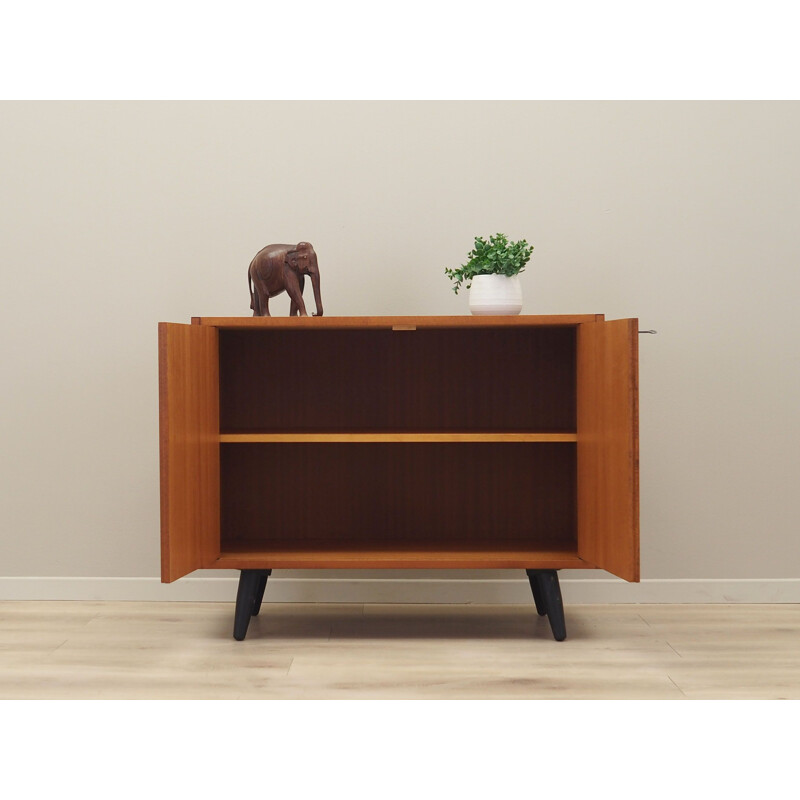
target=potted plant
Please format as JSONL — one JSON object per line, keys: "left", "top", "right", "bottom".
{"left": 444, "top": 233, "right": 534, "bottom": 315}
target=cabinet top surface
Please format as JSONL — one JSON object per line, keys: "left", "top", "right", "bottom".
{"left": 187, "top": 314, "right": 605, "bottom": 329}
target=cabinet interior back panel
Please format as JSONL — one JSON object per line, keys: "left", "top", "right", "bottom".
{"left": 218, "top": 327, "right": 576, "bottom": 432}
{"left": 220, "top": 442, "right": 577, "bottom": 550}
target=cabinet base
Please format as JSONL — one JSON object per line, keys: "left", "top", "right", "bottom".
{"left": 232, "top": 568, "right": 567, "bottom": 642}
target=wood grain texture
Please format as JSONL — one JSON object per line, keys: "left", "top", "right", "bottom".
{"left": 219, "top": 442, "right": 577, "bottom": 555}
{"left": 193, "top": 314, "right": 604, "bottom": 329}
{"left": 576, "top": 318, "right": 639, "bottom": 581}
{"left": 159, "top": 314, "right": 639, "bottom": 584}
{"left": 213, "top": 548, "right": 589, "bottom": 570}
{"left": 158, "top": 323, "right": 220, "bottom": 582}
{"left": 218, "top": 326, "right": 577, "bottom": 433}
{"left": 5, "top": 602, "right": 799, "bottom": 699}
{"left": 218, "top": 432, "right": 578, "bottom": 443}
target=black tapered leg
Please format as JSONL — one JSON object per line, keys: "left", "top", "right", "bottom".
{"left": 233, "top": 570, "right": 262, "bottom": 641}
{"left": 525, "top": 569, "right": 547, "bottom": 616}
{"left": 252, "top": 569, "right": 271, "bottom": 616}
{"left": 525, "top": 569, "right": 567, "bottom": 641}
{"left": 538, "top": 570, "right": 567, "bottom": 641}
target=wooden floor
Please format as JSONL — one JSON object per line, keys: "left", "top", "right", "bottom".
{"left": 1, "top": 601, "right": 798, "bottom": 699}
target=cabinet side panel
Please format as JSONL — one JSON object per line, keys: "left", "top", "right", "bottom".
{"left": 159, "top": 323, "right": 220, "bottom": 582}
{"left": 576, "top": 319, "right": 639, "bottom": 581}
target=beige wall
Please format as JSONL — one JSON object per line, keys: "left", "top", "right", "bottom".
{"left": 1, "top": 102, "right": 798, "bottom": 597}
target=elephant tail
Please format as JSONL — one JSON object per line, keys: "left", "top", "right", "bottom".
{"left": 248, "top": 268, "right": 254, "bottom": 310}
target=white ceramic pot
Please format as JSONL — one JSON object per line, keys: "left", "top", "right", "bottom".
{"left": 468, "top": 274, "right": 523, "bottom": 315}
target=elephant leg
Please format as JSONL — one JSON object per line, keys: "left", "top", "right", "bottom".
{"left": 289, "top": 275, "right": 306, "bottom": 316}
{"left": 250, "top": 279, "right": 268, "bottom": 316}
{"left": 285, "top": 272, "right": 308, "bottom": 317}
{"left": 255, "top": 290, "right": 270, "bottom": 316}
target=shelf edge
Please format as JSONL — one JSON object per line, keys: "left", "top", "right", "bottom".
{"left": 212, "top": 551, "right": 592, "bottom": 570}
{"left": 218, "top": 432, "right": 578, "bottom": 443}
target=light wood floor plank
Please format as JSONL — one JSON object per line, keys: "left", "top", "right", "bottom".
{"left": 0, "top": 601, "right": 798, "bottom": 699}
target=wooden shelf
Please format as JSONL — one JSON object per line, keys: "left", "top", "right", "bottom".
{"left": 194, "top": 314, "right": 603, "bottom": 329}
{"left": 214, "top": 547, "right": 591, "bottom": 570}
{"left": 219, "top": 432, "right": 578, "bottom": 443}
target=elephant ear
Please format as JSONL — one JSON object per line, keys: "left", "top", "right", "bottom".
{"left": 285, "top": 249, "right": 298, "bottom": 266}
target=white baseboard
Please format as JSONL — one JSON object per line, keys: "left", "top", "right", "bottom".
{"left": 1, "top": 576, "right": 799, "bottom": 603}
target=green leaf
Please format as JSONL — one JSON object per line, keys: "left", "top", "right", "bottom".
{"left": 444, "top": 232, "right": 535, "bottom": 290}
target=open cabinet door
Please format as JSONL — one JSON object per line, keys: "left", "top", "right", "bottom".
{"left": 576, "top": 318, "right": 639, "bottom": 581}
{"left": 158, "top": 322, "right": 220, "bottom": 582}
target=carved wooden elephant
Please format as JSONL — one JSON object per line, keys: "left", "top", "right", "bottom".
{"left": 247, "top": 241, "right": 323, "bottom": 317}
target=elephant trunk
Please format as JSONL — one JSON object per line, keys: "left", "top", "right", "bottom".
{"left": 311, "top": 270, "right": 323, "bottom": 317}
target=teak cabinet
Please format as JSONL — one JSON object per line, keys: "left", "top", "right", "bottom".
{"left": 158, "top": 315, "right": 639, "bottom": 640}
